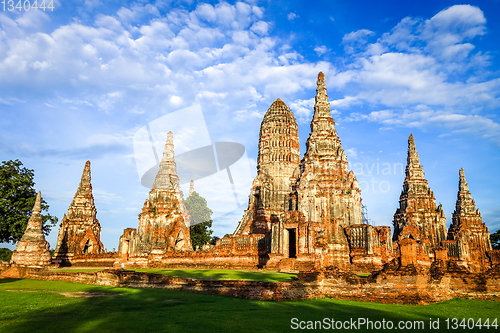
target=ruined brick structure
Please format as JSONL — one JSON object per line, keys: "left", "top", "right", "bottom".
{"left": 233, "top": 98, "right": 300, "bottom": 236}
{"left": 10, "top": 192, "right": 52, "bottom": 267}
{"left": 344, "top": 224, "right": 393, "bottom": 271}
{"left": 232, "top": 73, "right": 365, "bottom": 271}
{"left": 118, "top": 132, "right": 192, "bottom": 264}
{"left": 445, "top": 168, "right": 492, "bottom": 272}
{"left": 54, "top": 161, "right": 104, "bottom": 265}
{"left": 39, "top": 71, "right": 495, "bottom": 278}
{"left": 275, "top": 72, "right": 362, "bottom": 269}
{"left": 392, "top": 134, "right": 447, "bottom": 266}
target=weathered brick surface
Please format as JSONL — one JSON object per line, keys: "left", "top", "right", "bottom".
{"left": 3, "top": 266, "right": 499, "bottom": 305}
{"left": 117, "top": 132, "right": 192, "bottom": 264}
{"left": 392, "top": 135, "right": 447, "bottom": 265}
{"left": 233, "top": 98, "right": 300, "bottom": 237}
{"left": 10, "top": 192, "right": 51, "bottom": 268}
{"left": 54, "top": 161, "right": 104, "bottom": 265}
{"left": 44, "top": 71, "right": 497, "bottom": 298}
{"left": 447, "top": 168, "right": 492, "bottom": 272}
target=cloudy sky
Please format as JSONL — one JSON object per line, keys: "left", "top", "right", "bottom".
{"left": 1, "top": 0, "right": 499, "bottom": 250}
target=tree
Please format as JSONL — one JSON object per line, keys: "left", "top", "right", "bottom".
{"left": 0, "top": 159, "right": 58, "bottom": 243}
{"left": 491, "top": 229, "right": 500, "bottom": 250}
{"left": 210, "top": 236, "right": 220, "bottom": 245}
{"left": 0, "top": 248, "right": 12, "bottom": 262}
{"left": 184, "top": 191, "right": 213, "bottom": 250}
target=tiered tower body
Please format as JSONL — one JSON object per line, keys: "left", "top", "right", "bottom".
{"left": 447, "top": 169, "right": 492, "bottom": 272}
{"left": 393, "top": 135, "right": 447, "bottom": 263}
{"left": 119, "top": 132, "right": 192, "bottom": 258}
{"left": 233, "top": 99, "right": 300, "bottom": 236}
{"left": 54, "top": 161, "right": 104, "bottom": 264}
{"left": 11, "top": 192, "right": 52, "bottom": 267}
{"left": 294, "top": 72, "right": 362, "bottom": 227}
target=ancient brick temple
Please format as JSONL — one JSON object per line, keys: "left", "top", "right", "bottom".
{"left": 54, "top": 161, "right": 104, "bottom": 265}
{"left": 445, "top": 168, "right": 492, "bottom": 272}
{"left": 118, "top": 132, "right": 192, "bottom": 263}
{"left": 230, "top": 73, "right": 387, "bottom": 271}
{"left": 392, "top": 134, "right": 447, "bottom": 266}
{"left": 233, "top": 98, "right": 300, "bottom": 236}
{"left": 104, "top": 72, "right": 496, "bottom": 275}
{"left": 10, "top": 192, "right": 52, "bottom": 267}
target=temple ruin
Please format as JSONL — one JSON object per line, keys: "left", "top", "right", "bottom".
{"left": 445, "top": 168, "right": 492, "bottom": 272}
{"left": 53, "top": 161, "right": 104, "bottom": 265}
{"left": 4, "top": 71, "right": 494, "bottom": 279}
{"left": 3, "top": 71, "right": 498, "bottom": 303}
{"left": 117, "top": 131, "right": 192, "bottom": 266}
{"left": 10, "top": 192, "right": 51, "bottom": 268}
{"left": 112, "top": 72, "right": 497, "bottom": 275}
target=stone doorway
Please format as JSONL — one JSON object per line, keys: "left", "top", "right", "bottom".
{"left": 83, "top": 239, "right": 93, "bottom": 254}
{"left": 287, "top": 228, "right": 296, "bottom": 258}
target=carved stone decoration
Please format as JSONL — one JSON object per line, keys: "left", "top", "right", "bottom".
{"left": 54, "top": 161, "right": 104, "bottom": 264}
{"left": 345, "top": 224, "right": 394, "bottom": 271}
{"left": 118, "top": 132, "right": 192, "bottom": 259}
{"left": 263, "top": 73, "right": 364, "bottom": 270}
{"left": 293, "top": 72, "right": 362, "bottom": 227}
{"left": 392, "top": 134, "right": 447, "bottom": 264}
{"left": 233, "top": 99, "right": 300, "bottom": 236}
{"left": 447, "top": 168, "right": 492, "bottom": 272}
{"left": 11, "top": 192, "right": 52, "bottom": 268}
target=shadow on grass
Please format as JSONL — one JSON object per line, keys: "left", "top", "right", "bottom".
{"left": 1, "top": 279, "right": 499, "bottom": 332}
{"left": 0, "top": 278, "right": 23, "bottom": 284}
{"left": 133, "top": 269, "right": 296, "bottom": 282}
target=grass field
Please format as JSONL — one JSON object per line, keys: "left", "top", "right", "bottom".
{"left": 49, "top": 268, "right": 297, "bottom": 282}
{"left": 132, "top": 268, "right": 297, "bottom": 282}
{"left": 0, "top": 278, "right": 499, "bottom": 332}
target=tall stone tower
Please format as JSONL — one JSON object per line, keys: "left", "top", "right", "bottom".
{"left": 11, "top": 192, "right": 52, "bottom": 267}
{"left": 447, "top": 168, "right": 491, "bottom": 272}
{"left": 294, "top": 72, "right": 362, "bottom": 226}
{"left": 54, "top": 161, "right": 104, "bottom": 264}
{"left": 118, "top": 131, "right": 192, "bottom": 258}
{"left": 393, "top": 135, "right": 447, "bottom": 255}
{"left": 233, "top": 99, "right": 300, "bottom": 236}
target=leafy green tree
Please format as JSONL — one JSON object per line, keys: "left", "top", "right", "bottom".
{"left": 184, "top": 191, "right": 213, "bottom": 250}
{"left": 0, "top": 159, "right": 58, "bottom": 243}
{"left": 210, "top": 236, "right": 220, "bottom": 245}
{"left": 491, "top": 229, "right": 500, "bottom": 250}
{"left": 0, "top": 248, "right": 12, "bottom": 262}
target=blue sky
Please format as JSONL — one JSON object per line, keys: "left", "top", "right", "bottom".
{"left": 1, "top": 0, "right": 499, "bottom": 250}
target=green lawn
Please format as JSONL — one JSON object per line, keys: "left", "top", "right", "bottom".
{"left": 48, "top": 268, "right": 297, "bottom": 282}
{"left": 0, "top": 278, "right": 498, "bottom": 332}
{"left": 132, "top": 268, "right": 297, "bottom": 282}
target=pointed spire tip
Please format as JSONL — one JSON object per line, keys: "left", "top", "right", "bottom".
{"left": 33, "top": 191, "right": 42, "bottom": 213}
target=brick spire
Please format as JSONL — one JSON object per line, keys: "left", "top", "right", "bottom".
{"left": 21, "top": 191, "right": 43, "bottom": 237}
{"left": 447, "top": 168, "right": 492, "bottom": 272}
{"left": 153, "top": 131, "right": 180, "bottom": 190}
{"left": 54, "top": 161, "right": 104, "bottom": 263}
{"left": 393, "top": 134, "right": 447, "bottom": 246}
{"left": 10, "top": 191, "right": 51, "bottom": 267}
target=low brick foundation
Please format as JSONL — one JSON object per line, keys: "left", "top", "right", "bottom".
{"left": 1, "top": 265, "right": 499, "bottom": 305}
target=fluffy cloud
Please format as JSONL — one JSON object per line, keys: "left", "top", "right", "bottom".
{"left": 334, "top": 5, "right": 500, "bottom": 145}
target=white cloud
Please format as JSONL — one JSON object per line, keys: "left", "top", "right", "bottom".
{"left": 250, "top": 21, "right": 269, "bottom": 36}
{"left": 344, "top": 147, "right": 358, "bottom": 160}
{"left": 342, "top": 29, "right": 375, "bottom": 54}
{"left": 289, "top": 98, "right": 314, "bottom": 124}
{"left": 287, "top": 13, "right": 298, "bottom": 21}
{"left": 314, "top": 45, "right": 328, "bottom": 56}
{"left": 332, "top": 5, "right": 500, "bottom": 145}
